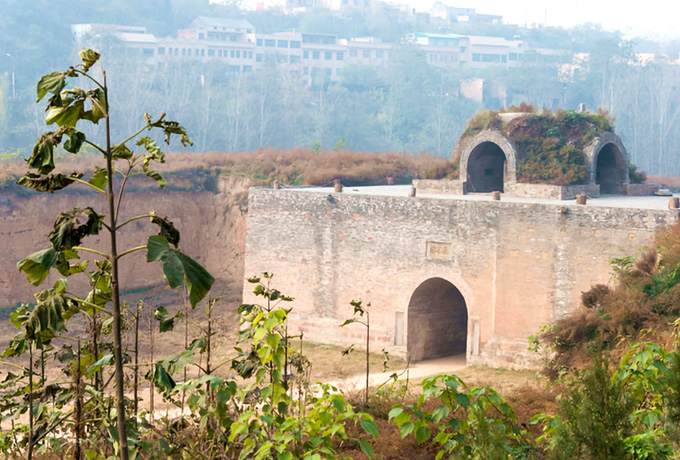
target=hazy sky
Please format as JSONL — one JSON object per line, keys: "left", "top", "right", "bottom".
{"left": 244, "top": 0, "right": 678, "bottom": 40}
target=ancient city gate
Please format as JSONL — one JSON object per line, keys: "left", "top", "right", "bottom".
{"left": 243, "top": 188, "right": 678, "bottom": 368}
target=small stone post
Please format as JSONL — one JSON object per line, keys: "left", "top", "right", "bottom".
{"left": 408, "top": 186, "right": 416, "bottom": 197}
{"left": 334, "top": 179, "right": 343, "bottom": 193}
{"left": 491, "top": 191, "right": 501, "bottom": 201}
{"left": 670, "top": 197, "right": 680, "bottom": 209}
{"left": 576, "top": 194, "right": 587, "bottom": 205}
{"left": 386, "top": 177, "right": 394, "bottom": 185}
{"left": 273, "top": 180, "right": 281, "bottom": 190}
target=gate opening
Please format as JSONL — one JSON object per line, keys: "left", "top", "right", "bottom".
{"left": 407, "top": 278, "right": 468, "bottom": 362}
{"left": 596, "top": 143, "right": 626, "bottom": 194}
{"left": 466, "top": 142, "right": 506, "bottom": 193}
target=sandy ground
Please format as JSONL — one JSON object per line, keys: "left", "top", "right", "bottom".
{"left": 326, "top": 354, "right": 467, "bottom": 393}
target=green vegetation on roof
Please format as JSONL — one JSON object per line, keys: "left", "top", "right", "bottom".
{"left": 453, "top": 104, "right": 616, "bottom": 186}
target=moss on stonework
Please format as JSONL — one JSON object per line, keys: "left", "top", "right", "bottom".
{"left": 453, "top": 105, "right": 620, "bottom": 186}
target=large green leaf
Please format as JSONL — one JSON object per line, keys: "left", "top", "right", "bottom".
{"left": 17, "top": 172, "right": 83, "bottom": 193}
{"left": 36, "top": 72, "right": 66, "bottom": 103}
{"left": 86, "top": 354, "right": 114, "bottom": 377}
{"left": 63, "top": 129, "right": 86, "bottom": 153}
{"left": 17, "top": 248, "right": 59, "bottom": 286}
{"left": 48, "top": 207, "right": 103, "bottom": 250}
{"left": 78, "top": 49, "right": 101, "bottom": 72}
{"left": 148, "top": 362, "right": 176, "bottom": 392}
{"left": 111, "top": 143, "right": 133, "bottom": 160}
{"left": 88, "top": 167, "right": 107, "bottom": 191}
{"left": 151, "top": 216, "right": 180, "bottom": 247}
{"left": 24, "top": 294, "right": 78, "bottom": 346}
{"left": 45, "top": 89, "right": 86, "bottom": 127}
{"left": 146, "top": 235, "right": 214, "bottom": 307}
{"left": 81, "top": 88, "right": 106, "bottom": 124}
{"left": 28, "top": 130, "right": 64, "bottom": 174}
{"left": 153, "top": 306, "right": 175, "bottom": 332}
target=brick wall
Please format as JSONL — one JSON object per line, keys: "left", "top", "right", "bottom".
{"left": 243, "top": 187, "right": 679, "bottom": 368}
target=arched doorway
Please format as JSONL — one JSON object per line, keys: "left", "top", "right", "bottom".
{"left": 407, "top": 278, "right": 468, "bottom": 362}
{"left": 466, "top": 142, "right": 506, "bottom": 192}
{"left": 596, "top": 143, "right": 627, "bottom": 194}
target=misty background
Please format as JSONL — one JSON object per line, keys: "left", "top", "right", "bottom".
{"left": 1, "top": 0, "right": 680, "bottom": 175}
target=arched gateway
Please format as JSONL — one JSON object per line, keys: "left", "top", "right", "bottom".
{"left": 407, "top": 278, "right": 468, "bottom": 362}
{"left": 459, "top": 130, "right": 518, "bottom": 193}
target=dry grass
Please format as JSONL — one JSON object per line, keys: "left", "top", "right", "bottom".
{"left": 542, "top": 221, "right": 680, "bottom": 371}
{"left": 0, "top": 148, "right": 457, "bottom": 190}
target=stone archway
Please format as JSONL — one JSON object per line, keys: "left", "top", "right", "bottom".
{"left": 466, "top": 142, "right": 506, "bottom": 192}
{"left": 407, "top": 278, "right": 468, "bottom": 362}
{"left": 585, "top": 132, "right": 630, "bottom": 195}
{"left": 595, "top": 143, "right": 628, "bottom": 194}
{"left": 458, "top": 130, "right": 518, "bottom": 194}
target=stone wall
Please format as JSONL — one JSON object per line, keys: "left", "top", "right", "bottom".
{"left": 412, "top": 179, "right": 464, "bottom": 195}
{"left": 244, "top": 187, "right": 679, "bottom": 368}
{"left": 505, "top": 183, "right": 600, "bottom": 200}
{"left": 0, "top": 175, "right": 249, "bottom": 308}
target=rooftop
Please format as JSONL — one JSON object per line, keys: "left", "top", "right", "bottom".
{"left": 192, "top": 16, "right": 254, "bottom": 30}
{"left": 284, "top": 185, "right": 679, "bottom": 211}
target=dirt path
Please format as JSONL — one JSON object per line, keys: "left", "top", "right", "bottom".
{"left": 326, "top": 354, "right": 467, "bottom": 393}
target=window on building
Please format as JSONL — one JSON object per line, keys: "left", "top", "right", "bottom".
{"left": 325, "top": 51, "right": 332, "bottom": 60}
{"left": 277, "top": 40, "right": 288, "bottom": 48}
{"left": 256, "top": 53, "right": 263, "bottom": 62}
{"left": 247, "top": 29, "right": 252, "bottom": 34}
{"left": 208, "top": 49, "right": 215, "bottom": 56}
{"left": 501, "top": 55, "right": 507, "bottom": 63}
{"left": 218, "top": 50, "right": 222, "bottom": 57}
{"left": 376, "top": 50, "right": 384, "bottom": 59}
{"left": 472, "top": 53, "right": 481, "bottom": 62}
{"left": 312, "top": 50, "right": 320, "bottom": 59}
{"left": 509, "top": 53, "right": 518, "bottom": 61}
{"left": 304, "top": 66, "right": 309, "bottom": 75}
{"left": 460, "top": 46, "right": 467, "bottom": 53}
{"left": 362, "top": 50, "right": 370, "bottom": 58}
{"left": 143, "top": 48, "right": 154, "bottom": 56}
{"left": 290, "top": 55, "right": 300, "bottom": 63}
{"left": 175, "top": 48, "right": 179, "bottom": 55}
{"left": 230, "top": 50, "right": 235, "bottom": 57}
{"left": 337, "top": 51, "right": 344, "bottom": 60}
{"left": 249, "top": 51, "right": 253, "bottom": 58}
{"left": 265, "top": 39, "right": 275, "bottom": 47}
{"left": 181, "top": 48, "right": 186, "bottom": 56}
{"left": 325, "top": 68, "right": 331, "bottom": 76}
{"left": 481, "top": 53, "right": 501, "bottom": 62}
{"left": 158, "top": 47, "right": 165, "bottom": 55}
{"left": 257, "top": 38, "right": 263, "bottom": 46}
{"left": 303, "top": 50, "right": 309, "bottom": 59}
{"left": 230, "top": 65, "right": 240, "bottom": 73}
{"left": 201, "top": 49, "right": 205, "bottom": 56}
{"left": 198, "top": 33, "right": 205, "bottom": 40}
{"left": 243, "top": 65, "right": 252, "bottom": 72}
{"left": 350, "top": 49, "right": 357, "bottom": 57}
{"left": 230, "top": 34, "right": 238, "bottom": 41}
{"left": 236, "top": 50, "right": 241, "bottom": 58}
{"left": 336, "top": 67, "right": 341, "bottom": 76}
{"left": 290, "top": 40, "right": 301, "bottom": 48}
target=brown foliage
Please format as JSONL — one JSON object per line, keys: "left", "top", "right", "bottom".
{"left": 1, "top": 148, "right": 454, "bottom": 190}
{"left": 542, "top": 222, "right": 680, "bottom": 371}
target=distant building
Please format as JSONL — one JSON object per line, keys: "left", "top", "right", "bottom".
{"left": 430, "top": 5, "right": 502, "bottom": 24}
{"left": 70, "top": 12, "right": 578, "bottom": 89}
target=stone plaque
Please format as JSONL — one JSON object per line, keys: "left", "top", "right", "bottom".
{"left": 427, "top": 241, "right": 452, "bottom": 260}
